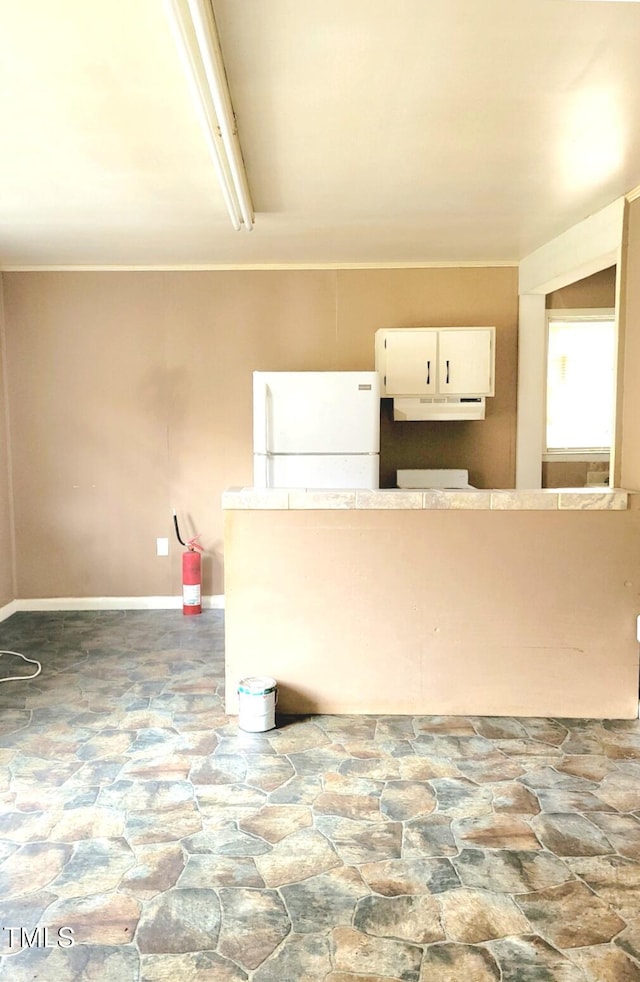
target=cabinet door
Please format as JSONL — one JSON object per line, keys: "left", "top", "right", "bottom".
{"left": 438, "top": 329, "right": 494, "bottom": 396}
{"left": 383, "top": 330, "right": 438, "bottom": 395}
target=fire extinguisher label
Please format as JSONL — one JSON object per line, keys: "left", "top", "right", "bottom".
{"left": 183, "top": 584, "right": 201, "bottom": 606}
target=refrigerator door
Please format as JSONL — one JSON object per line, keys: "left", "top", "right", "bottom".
{"left": 253, "top": 371, "right": 380, "bottom": 454}
{"left": 254, "top": 453, "right": 379, "bottom": 489}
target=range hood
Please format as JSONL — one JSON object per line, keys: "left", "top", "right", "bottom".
{"left": 392, "top": 397, "right": 486, "bottom": 421}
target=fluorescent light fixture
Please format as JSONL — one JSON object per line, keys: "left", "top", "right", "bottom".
{"left": 166, "top": 0, "right": 254, "bottom": 231}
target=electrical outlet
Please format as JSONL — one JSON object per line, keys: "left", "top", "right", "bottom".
{"left": 156, "top": 537, "right": 169, "bottom": 557}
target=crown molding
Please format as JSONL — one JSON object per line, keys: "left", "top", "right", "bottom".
{"left": 0, "top": 260, "right": 518, "bottom": 273}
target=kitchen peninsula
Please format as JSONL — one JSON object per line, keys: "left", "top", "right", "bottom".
{"left": 223, "top": 488, "right": 640, "bottom": 720}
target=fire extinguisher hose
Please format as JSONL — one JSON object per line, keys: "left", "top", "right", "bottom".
{"left": 173, "top": 509, "right": 204, "bottom": 553}
{"left": 173, "top": 509, "right": 186, "bottom": 547}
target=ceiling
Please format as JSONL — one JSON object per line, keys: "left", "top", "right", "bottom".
{"left": 1, "top": 0, "right": 640, "bottom": 270}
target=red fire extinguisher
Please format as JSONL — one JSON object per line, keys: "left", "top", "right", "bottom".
{"left": 173, "top": 510, "right": 204, "bottom": 616}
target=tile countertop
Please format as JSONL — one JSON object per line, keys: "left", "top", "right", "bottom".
{"left": 222, "top": 487, "right": 636, "bottom": 511}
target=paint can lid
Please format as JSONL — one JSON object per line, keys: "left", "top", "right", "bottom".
{"left": 238, "top": 676, "right": 277, "bottom": 696}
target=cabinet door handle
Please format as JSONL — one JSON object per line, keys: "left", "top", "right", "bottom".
{"left": 446, "top": 359, "right": 450, "bottom": 384}
{"left": 426, "top": 360, "right": 431, "bottom": 385}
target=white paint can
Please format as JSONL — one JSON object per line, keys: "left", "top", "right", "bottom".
{"left": 237, "top": 676, "right": 278, "bottom": 732}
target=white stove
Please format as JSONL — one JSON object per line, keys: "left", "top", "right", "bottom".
{"left": 397, "top": 468, "right": 474, "bottom": 489}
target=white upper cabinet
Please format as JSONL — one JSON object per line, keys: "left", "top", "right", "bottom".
{"left": 437, "top": 329, "right": 494, "bottom": 396}
{"left": 375, "top": 327, "right": 495, "bottom": 398}
{"left": 382, "top": 329, "right": 438, "bottom": 395}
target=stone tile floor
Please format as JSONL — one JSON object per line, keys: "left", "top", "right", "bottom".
{"left": 0, "top": 611, "right": 640, "bottom": 981}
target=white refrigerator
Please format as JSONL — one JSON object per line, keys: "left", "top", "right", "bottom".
{"left": 253, "top": 371, "right": 380, "bottom": 489}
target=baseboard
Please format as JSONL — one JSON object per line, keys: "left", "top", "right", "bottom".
{"left": 3, "top": 595, "right": 225, "bottom": 614}
{"left": 0, "top": 600, "right": 18, "bottom": 623}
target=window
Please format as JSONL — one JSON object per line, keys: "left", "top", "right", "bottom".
{"left": 545, "top": 312, "right": 616, "bottom": 453}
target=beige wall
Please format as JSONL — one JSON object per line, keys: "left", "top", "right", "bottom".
{"left": 620, "top": 198, "right": 640, "bottom": 490}
{"left": 546, "top": 265, "right": 616, "bottom": 309}
{"left": 336, "top": 269, "right": 518, "bottom": 489}
{"left": 0, "top": 276, "right": 15, "bottom": 607}
{"left": 542, "top": 460, "right": 609, "bottom": 490}
{"left": 2, "top": 266, "right": 518, "bottom": 599}
{"left": 225, "top": 507, "right": 640, "bottom": 719}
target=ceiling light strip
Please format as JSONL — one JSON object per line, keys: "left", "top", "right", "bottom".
{"left": 166, "top": 0, "right": 254, "bottom": 231}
